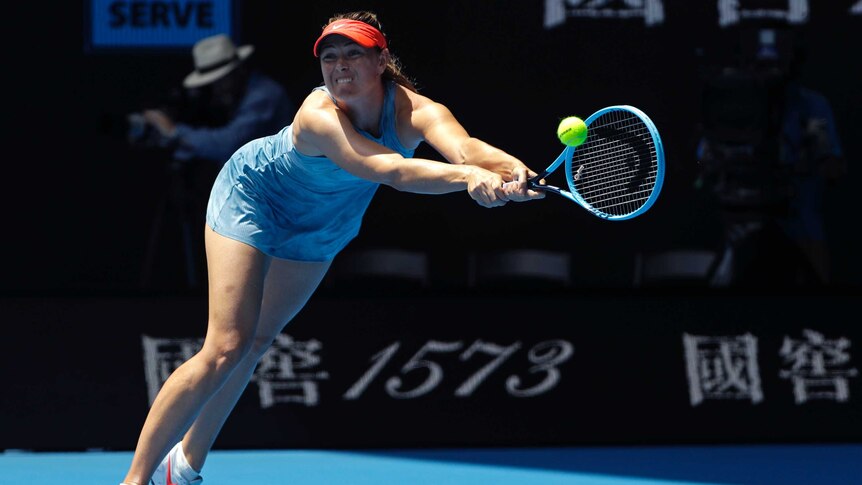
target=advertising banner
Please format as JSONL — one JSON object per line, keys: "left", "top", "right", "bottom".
{"left": 2, "top": 292, "right": 859, "bottom": 451}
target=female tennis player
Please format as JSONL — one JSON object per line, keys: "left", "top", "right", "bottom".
{"left": 120, "top": 11, "right": 544, "bottom": 485}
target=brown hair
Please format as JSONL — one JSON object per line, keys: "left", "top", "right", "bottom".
{"left": 324, "top": 11, "right": 417, "bottom": 92}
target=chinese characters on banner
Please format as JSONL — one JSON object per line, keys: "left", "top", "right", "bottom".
{"left": 141, "top": 335, "right": 203, "bottom": 406}
{"left": 544, "top": 0, "right": 861, "bottom": 29}
{"left": 144, "top": 329, "right": 856, "bottom": 410}
{"left": 544, "top": 0, "right": 666, "bottom": 28}
{"left": 779, "top": 329, "right": 858, "bottom": 404}
{"left": 684, "top": 329, "right": 858, "bottom": 406}
{"left": 142, "top": 336, "right": 575, "bottom": 408}
{"left": 251, "top": 334, "right": 329, "bottom": 408}
{"left": 683, "top": 333, "right": 764, "bottom": 406}
{"left": 717, "top": 0, "right": 809, "bottom": 27}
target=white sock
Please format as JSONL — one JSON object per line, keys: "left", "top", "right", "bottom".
{"left": 172, "top": 442, "right": 202, "bottom": 483}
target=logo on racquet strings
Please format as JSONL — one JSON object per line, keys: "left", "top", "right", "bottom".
{"left": 591, "top": 125, "right": 652, "bottom": 192}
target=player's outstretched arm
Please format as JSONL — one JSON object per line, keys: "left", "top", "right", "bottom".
{"left": 409, "top": 97, "right": 544, "bottom": 202}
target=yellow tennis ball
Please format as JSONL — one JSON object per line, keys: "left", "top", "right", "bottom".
{"left": 557, "top": 116, "right": 588, "bottom": 147}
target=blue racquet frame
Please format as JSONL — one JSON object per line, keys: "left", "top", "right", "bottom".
{"left": 527, "top": 105, "right": 665, "bottom": 221}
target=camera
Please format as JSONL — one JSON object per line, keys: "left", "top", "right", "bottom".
{"left": 99, "top": 111, "right": 164, "bottom": 147}
{"left": 698, "top": 65, "right": 791, "bottom": 211}
{"left": 696, "top": 27, "right": 797, "bottom": 215}
{"left": 100, "top": 86, "right": 210, "bottom": 148}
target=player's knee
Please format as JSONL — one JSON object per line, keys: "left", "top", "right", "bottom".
{"left": 204, "top": 332, "right": 255, "bottom": 371}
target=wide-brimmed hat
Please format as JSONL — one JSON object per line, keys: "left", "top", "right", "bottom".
{"left": 183, "top": 34, "right": 254, "bottom": 88}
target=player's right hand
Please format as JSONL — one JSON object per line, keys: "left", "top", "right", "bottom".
{"left": 467, "top": 167, "right": 509, "bottom": 208}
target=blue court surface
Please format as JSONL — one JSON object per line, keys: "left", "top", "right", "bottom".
{"left": 2, "top": 443, "right": 859, "bottom": 484}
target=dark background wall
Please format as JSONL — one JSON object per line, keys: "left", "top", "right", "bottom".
{"left": 3, "top": 0, "right": 861, "bottom": 454}
{"left": 4, "top": 1, "right": 861, "bottom": 293}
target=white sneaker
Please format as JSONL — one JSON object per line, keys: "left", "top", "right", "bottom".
{"left": 149, "top": 443, "right": 203, "bottom": 485}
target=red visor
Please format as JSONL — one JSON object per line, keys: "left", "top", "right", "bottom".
{"left": 313, "top": 19, "right": 388, "bottom": 57}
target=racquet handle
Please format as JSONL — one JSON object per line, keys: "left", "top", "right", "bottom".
{"left": 502, "top": 176, "right": 561, "bottom": 195}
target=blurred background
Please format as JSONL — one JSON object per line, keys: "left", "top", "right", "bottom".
{"left": 4, "top": 0, "right": 860, "bottom": 295}
{"left": 2, "top": 0, "right": 860, "bottom": 457}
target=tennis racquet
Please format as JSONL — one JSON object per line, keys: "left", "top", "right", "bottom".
{"left": 509, "top": 105, "right": 665, "bottom": 220}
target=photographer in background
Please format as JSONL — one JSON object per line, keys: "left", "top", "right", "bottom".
{"left": 133, "top": 33, "right": 296, "bottom": 291}
{"left": 138, "top": 33, "right": 296, "bottom": 165}
{"left": 774, "top": 31, "right": 846, "bottom": 284}
{"left": 696, "top": 25, "right": 846, "bottom": 286}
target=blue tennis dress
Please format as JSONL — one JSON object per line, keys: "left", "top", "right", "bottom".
{"left": 206, "top": 82, "right": 414, "bottom": 261}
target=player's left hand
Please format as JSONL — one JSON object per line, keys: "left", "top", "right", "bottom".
{"left": 504, "top": 165, "right": 545, "bottom": 202}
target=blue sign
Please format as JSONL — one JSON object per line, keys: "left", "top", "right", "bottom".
{"left": 89, "top": 0, "right": 234, "bottom": 49}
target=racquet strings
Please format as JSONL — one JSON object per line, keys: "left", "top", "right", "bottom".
{"left": 570, "top": 109, "right": 659, "bottom": 217}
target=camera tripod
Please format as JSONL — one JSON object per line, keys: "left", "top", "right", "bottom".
{"left": 706, "top": 202, "right": 822, "bottom": 288}
{"left": 140, "top": 159, "right": 210, "bottom": 291}
{"left": 705, "top": 210, "right": 768, "bottom": 287}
